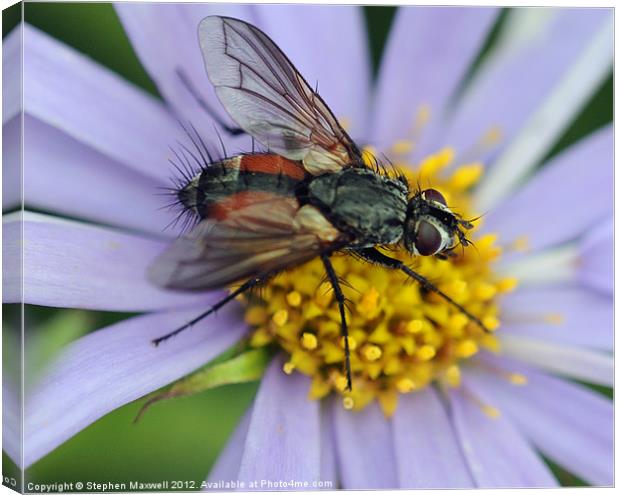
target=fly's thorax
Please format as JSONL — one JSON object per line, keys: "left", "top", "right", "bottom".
{"left": 404, "top": 189, "right": 460, "bottom": 256}
{"left": 304, "top": 168, "right": 408, "bottom": 246}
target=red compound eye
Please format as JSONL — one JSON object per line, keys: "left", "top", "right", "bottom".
{"left": 414, "top": 220, "right": 442, "bottom": 256}
{"left": 423, "top": 188, "right": 446, "bottom": 206}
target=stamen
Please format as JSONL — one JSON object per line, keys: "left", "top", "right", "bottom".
{"left": 286, "top": 290, "right": 303, "bottom": 307}
{"left": 362, "top": 344, "right": 382, "bottom": 361}
{"left": 391, "top": 140, "right": 414, "bottom": 155}
{"left": 462, "top": 387, "right": 501, "bottom": 419}
{"left": 448, "top": 162, "right": 484, "bottom": 190}
{"left": 412, "top": 104, "right": 431, "bottom": 136}
{"left": 502, "top": 312, "right": 565, "bottom": 326}
{"left": 503, "top": 235, "right": 531, "bottom": 253}
{"left": 396, "top": 377, "right": 417, "bottom": 393}
{"left": 272, "top": 309, "right": 289, "bottom": 327}
{"left": 473, "top": 360, "right": 529, "bottom": 386}
{"left": 283, "top": 361, "right": 295, "bottom": 375}
{"left": 444, "top": 365, "right": 462, "bottom": 387}
{"left": 342, "top": 397, "right": 355, "bottom": 410}
{"left": 301, "top": 332, "right": 318, "bottom": 350}
{"left": 460, "top": 125, "right": 503, "bottom": 163}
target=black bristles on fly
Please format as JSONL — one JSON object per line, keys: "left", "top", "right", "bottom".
{"left": 161, "top": 121, "right": 225, "bottom": 236}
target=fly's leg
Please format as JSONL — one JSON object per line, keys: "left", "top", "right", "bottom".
{"left": 152, "top": 272, "right": 271, "bottom": 346}
{"left": 175, "top": 67, "right": 246, "bottom": 137}
{"left": 321, "top": 253, "right": 353, "bottom": 391}
{"left": 354, "top": 248, "right": 490, "bottom": 333}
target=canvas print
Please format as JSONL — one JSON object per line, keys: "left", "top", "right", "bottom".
{"left": 2, "top": 1, "right": 613, "bottom": 491}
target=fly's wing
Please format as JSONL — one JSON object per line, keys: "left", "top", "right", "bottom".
{"left": 149, "top": 196, "right": 343, "bottom": 291}
{"left": 198, "top": 16, "right": 362, "bottom": 176}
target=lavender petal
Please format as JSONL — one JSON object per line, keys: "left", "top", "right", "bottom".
{"left": 578, "top": 217, "right": 613, "bottom": 295}
{"left": 238, "top": 357, "right": 321, "bottom": 485}
{"left": 332, "top": 400, "right": 398, "bottom": 488}
{"left": 448, "top": 386, "right": 558, "bottom": 487}
{"left": 114, "top": 3, "right": 255, "bottom": 152}
{"left": 3, "top": 26, "right": 21, "bottom": 123}
{"left": 370, "top": 6, "right": 498, "bottom": 152}
{"left": 24, "top": 115, "right": 181, "bottom": 237}
{"left": 3, "top": 212, "right": 212, "bottom": 311}
{"left": 500, "top": 285, "right": 612, "bottom": 351}
{"left": 466, "top": 356, "right": 613, "bottom": 486}
{"left": 3, "top": 117, "right": 21, "bottom": 210}
{"left": 484, "top": 125, "right": 612, "bottom": 253}
{"left": 23, "top": 23, "right": 179, "bottom": 182}
{"left": 24, "top": 306, "right": 246, "bottom": 467}
{"left": 440, "top": 8, "right": 611, "bottom": 163}
{"left": 393, "top": 388, "right": 474, "bottom": 487}
{"left": 206, "top": 408, "right": 253, "bottom": 487}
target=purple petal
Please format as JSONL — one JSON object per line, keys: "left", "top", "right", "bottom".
{"left": 114, "top": 3, "right": 254, "bottom": 152}
{"left": 25, "top": 306, "right": 247, "bottom": 467}
{"left": 466, "top": 356, "right": 613, "bottom": 486}
{"left": 3, "top": 26, "right": 21, "bottom": 124}
{"left": 3, "top": 212, "right": 212, "bottom": 311}
{"left": 3, "top": 117, "right": 21, "bottom": 210}
{"left": 440, "top": 8, "right": 611, "bottom": 162}
{"left": 207, "top": 408, "right": 252, "bottom": 485}
{"left": 578, "top": 217, "right": 612, "bottom": 295}
{"left": 23, "top": 23, "right": 179, "bottom": 182}
{"left": 254, "top": 5, "right": 370, "bottom": 141}
{"left": 319, "top": 402, "right": 338, "bottom": 486}
{"left": 500, "top": 334, "right": 613, "bottom": 386}
{"left": 238, "top": 357, "right": 321, "bottom": 485}
{"left": 484, "top": 125, "right": 612, "bottom": 252}
{"left": 332, "top": 400, "right": 398, "bottom": 489}
{"left": 370, "top": 6, "right": 498, "bottom": 151}
{"left": 393, "top": 388, "right": 474, "bottom": 488}
{"left": 448, "top": 386, "right": 557, "bottom": 487}
{"left": 24, "top": 115, "right": 180, "bottom": 237}
{"left": 500, "top": 285, "right": 612, "bottom": 351}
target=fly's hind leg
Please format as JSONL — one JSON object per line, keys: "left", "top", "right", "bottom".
{"left": 152, "top": 272, "right": 272, "bottom": 346}
{"left": 175, "top": 67, "right": 246, "bottom": 137}
{"left": 321, "top": 253, "right": 353, "bottom": 391}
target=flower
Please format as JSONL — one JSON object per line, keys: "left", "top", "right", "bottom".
{"left": 3, "top": 4, "right": 612, "bottom": 488}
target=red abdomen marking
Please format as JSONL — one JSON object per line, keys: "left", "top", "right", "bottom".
{"left": 208, "top": 191, "right": 298, "bottom": 221}
{"left": 238, "top": 155, "right": 306, "bottom": 180}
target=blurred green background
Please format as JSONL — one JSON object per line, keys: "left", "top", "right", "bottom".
{"left": 2, "top": 1, "right": 612, "bottom": 489}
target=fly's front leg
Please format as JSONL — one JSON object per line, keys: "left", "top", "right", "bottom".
{"left": 354, "top": 248, "right": 490, "bottom": 333}
{"left": 320, "top": 253, "right": 352, "bottom": 391}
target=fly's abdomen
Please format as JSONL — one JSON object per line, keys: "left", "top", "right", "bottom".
{"left": 179, "top": 154, "right": 307, "bottom": 220}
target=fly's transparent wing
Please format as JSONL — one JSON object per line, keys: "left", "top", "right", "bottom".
{"left": 198, "top": 16, "right": 362, "bottom": 176}
{"left": 149, "top": 195, "right": 343, "bottom": 290}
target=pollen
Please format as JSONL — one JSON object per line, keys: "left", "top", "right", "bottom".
{"left": 272, "top": 309, "right": 289, "bottom": 327}
{"left": 301, "top": 332, "right": 318, "bottom": 350}
{"left": 362, "top": 344, "right": 382, "bottom": 361}
{"left": 391, "top": 140, "right": 414, "bottom": 155}
{"left": 286, "top": 290, "right": 303, "bottom": 307}
{"left": 242, "top": 146, "right": 515, "bottom": 417}
{"left": 509, "top": 373, "right": 528, "bottom": 385}
{"left": 545, "top": 313, "right": 565, "bottom": 325}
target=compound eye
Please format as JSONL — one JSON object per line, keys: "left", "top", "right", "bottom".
{"left": 414, "top": 220, "right": 443, "bottom": 256}
{"left": 423, "top": 188, "right": 446, "bottom": 206}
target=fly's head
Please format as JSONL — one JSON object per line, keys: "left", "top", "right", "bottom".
{"left": 403, "top": 188, "right": 474, "bottom": 258}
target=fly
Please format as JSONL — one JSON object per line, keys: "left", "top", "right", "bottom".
{"left": 149, "top": 16, "right": 487, "bottom": 390}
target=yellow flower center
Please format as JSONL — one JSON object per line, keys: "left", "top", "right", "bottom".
{"left": 242, "top": 145, "right": 517, "bottom": 417}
